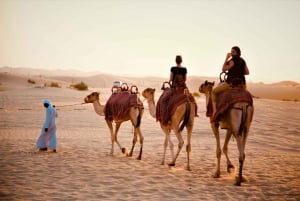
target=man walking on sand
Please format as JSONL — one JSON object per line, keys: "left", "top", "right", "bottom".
{"left": 36, "top": 99, "right": 57, "bottom": 152}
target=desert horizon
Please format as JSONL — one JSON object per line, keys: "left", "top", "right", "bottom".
{"left": 1, "top": 66, "right": 300, "bottom": 102}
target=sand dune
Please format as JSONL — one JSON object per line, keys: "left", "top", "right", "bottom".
{"left": 1, "top": 67, "right": 300, "bottom": 101}
{"left": 0, "top": 68, "right": 299, "bottom": 200}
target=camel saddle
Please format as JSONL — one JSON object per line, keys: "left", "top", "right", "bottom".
{"left": 105, "top": 91, "right": 144, "bottom": 121}
{"left": 156, "top": 88, "right": 197, "bottom": 125}
{"left": 207, "top": 88, "right": 253, "bottom": 122}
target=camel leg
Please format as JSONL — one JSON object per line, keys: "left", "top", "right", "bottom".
{"left": 161, "top": 134, "right": 168, "bottom": 165}
{"left": 223, "top": 129, "right": 234, "bottom": 173}
{"left": 161, "top": 126, "right": 172, "bottom": 165}
{"left": 128, "top": 128, "right": 137, "bottom": 157}
{"left": 230, "top": 106, "right": 249, "bottom": 186}
{"left": 114, "top": 122, "right": 127, "bottom": 155}
{"left": 235, "top": 119, "right": 250, "bottom": 185}
{"left": 234, "top": 134, "right": 245, "bottom": 186}
{"left": 185, "top": 112, "right": 194, "bottom": 171}
{"left": 168, "top": 128, "right": 184, "bottom": 167}
{"left": 128, "top": 108, "right": 143, "bottom": 159}
{"left": 186, "top": 126, "right": 192, "bottom": 171}
{"left": 242, "top": 106, "right": 252, "bottom": 149}
{"left": 136, "top": 127, "right": 144, "bottom": 160}
{"left": 106, "top": 120, "right": 115, "bottom": 156}
{"left": 211, "top": 122, "right": 221, "bottom": 178}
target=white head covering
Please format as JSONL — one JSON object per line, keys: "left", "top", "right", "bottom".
{"left": 43, "top": 99, "right": 52, "bottom": 106}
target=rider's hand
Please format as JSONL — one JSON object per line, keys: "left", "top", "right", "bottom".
{"left": 226, "top": 53, "right": 231, "bottom": 59}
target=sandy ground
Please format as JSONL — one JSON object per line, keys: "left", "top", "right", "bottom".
{"left": 0, "top": 75, "right": 300, "bottom": 200}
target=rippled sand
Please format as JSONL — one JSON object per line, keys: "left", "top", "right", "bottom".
{"left": 0, "top": 85, "right": 299, "bottom": 200}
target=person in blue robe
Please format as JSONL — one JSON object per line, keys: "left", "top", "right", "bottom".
{"left": 36, "top": 99, "right": 57, "bottom": 152}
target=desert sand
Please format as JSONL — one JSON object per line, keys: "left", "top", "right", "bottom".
{"left": 0, "top": 71, "right": 299, "bottom": 200}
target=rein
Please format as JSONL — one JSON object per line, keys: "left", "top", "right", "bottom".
{"left": 0, "top": 102, "right": 87, "bottom": 111}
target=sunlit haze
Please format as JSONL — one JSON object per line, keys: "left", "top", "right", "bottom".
{"left": 1, "top": 0, "right": 300, "bottom": 83}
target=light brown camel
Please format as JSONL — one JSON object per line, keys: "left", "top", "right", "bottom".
{"left": 199, "top": 80, "right": 254, "bottom": 186}
{"left": 84, "top": 90, "right": 144, "bottom": 160}
{"left": 142, "top": 86, "right": 196, "bottom": 170}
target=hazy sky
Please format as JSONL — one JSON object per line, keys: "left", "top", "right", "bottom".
{"left": 1, "top": 0, "right": 300, "bottom": 83}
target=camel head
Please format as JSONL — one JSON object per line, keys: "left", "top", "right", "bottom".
{"left": 199, "top": 81, "right": 214, "bottom": 94}
{"left": 142, "top": 88, "right": 156, "bottom": 118}
{"left": 142, "top": 88, "right": 155, "bottom": 100}
{"left": 84, "top": 92, "right": 100, "bottom": 103}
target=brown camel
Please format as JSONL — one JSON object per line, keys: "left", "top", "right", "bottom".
{"left": 199, "top": 80, "right": 254, "bottom": 186}
{"left": 84, "top": 89, "right": 144, "bottom": 160}
{"left": 142, "top": 86, "right": 196, "bottom": 170}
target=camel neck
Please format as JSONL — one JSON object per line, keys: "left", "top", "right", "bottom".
{"left": 147, "top": 98, "right": 156, "bottom": 118}
{"left": 92, "top": 101, "right": 105, "bottom": 116}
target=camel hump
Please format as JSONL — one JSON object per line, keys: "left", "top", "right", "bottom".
{"left": 105, "top": 92, "right": 143, "bottom": 121}
{"left": 156, "top": 88, "right": 196, "bottom": 125}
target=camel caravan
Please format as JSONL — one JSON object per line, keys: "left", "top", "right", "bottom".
{"left": 84, "top": 50, "right": 254, "bottom": 186}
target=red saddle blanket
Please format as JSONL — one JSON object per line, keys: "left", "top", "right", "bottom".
{"left": 156, "top": 88, "right": 197, "bottom": 125}
{"left": 105, "top": 92, "right": 144, "bottom": 121}
{"left": 211, "top": 88, "right": 253, "bottom": 121}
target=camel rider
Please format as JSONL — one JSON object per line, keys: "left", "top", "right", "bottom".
{"left": 212, "top": 46, "right": 250, "bottom": 118}
{"left": 160, "top": 55, "right": 188, "bottom": 124}
{"left": 169, "top": 55, "right": 187, "bottom": 92}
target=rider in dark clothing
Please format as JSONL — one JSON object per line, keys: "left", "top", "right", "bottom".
{"left": 226, "top": 56, "right": 247, "bottom": 85}
{"left": 160, "top": 55, "right": 188, "bottom": 124}
{"left": 170, "top": 65, "right": 187, "bottom": 89}
{"left": 211, "top": 46, "right": 250, "bottom": 118}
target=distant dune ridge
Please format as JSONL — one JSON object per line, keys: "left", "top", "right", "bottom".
{"left": 1, "top": 66, "right": 300, "bottom": 101}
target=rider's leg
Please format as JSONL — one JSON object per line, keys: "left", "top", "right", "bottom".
{"left": 211, "top": 82, "right": 230, "bottom": 118}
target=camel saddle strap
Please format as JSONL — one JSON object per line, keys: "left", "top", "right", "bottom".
{"left": 105, "top": 92, "right": 144, "bottom": 121}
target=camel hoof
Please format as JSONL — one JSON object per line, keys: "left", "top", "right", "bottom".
{"left": 235, "top": 181, "right": 241, "bottom": 186}
{"left": 227, "top": 164, "right": 235, "bottom": 173}
{"left": 127, "top": 151, "right": 133, "bottom": 157}
{"left": 122, "top": 147, "right": 127, "bottom": 154}
{"left": 136, "top": 156, "right": 141, "bottom": 160}
{"left": 168, "top": 163, "right": 175, "bottom": 167}
{"left": 212, "top": 171, "right": 220, "bottom": 178}
{"left": 186, "top": 166, "right": 191, "bottom": 171}
{"left": 235, "top": 175, "right": 248, "bottom": 183}
{"left": 234, "top": 176, "right": 245, "bottom": 186}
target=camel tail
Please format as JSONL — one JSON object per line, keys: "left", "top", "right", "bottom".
{"left": 136, "top": 107, "right": 143, "bottom": 128}
{"left": 180, "top": 103, "right": 191, "bottom": 131}
{"left": 238, "top": 104, "right": 250, "bottom": 135}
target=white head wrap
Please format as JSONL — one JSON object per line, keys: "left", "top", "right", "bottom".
{"left": 43, "top": 99, "right": 52, "bottom": 106}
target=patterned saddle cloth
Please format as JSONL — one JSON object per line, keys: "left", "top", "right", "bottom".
{"left": 208, "top": 88, "right": 253, "bottom": 122}
{"left": 156, "top": 88, "right": 197, "bottom": 125}
{"left": 105, "top": 91, "right": 144, "bottom": 121}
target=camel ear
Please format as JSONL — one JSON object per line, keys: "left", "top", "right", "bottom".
{"left": 212, "top": 82, "right": 215, "bottom": 86}
{"left": 153, "top": 88, "right": 155, "bottom": 92}
{"left": 205, "top": 80, "right": 208, "bottom": 85}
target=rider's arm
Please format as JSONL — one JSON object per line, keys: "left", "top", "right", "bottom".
{"left": 169, "top": 72, "right": 174, "bottom": 83}
{"left": 222, "top": 60, "right": 234, "bottom": 72}
{"left": 222, "top": 53, "right": 234, "bottom": 72}
{"left": 244, "top": 64, "right": 249, "bottom": 75}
